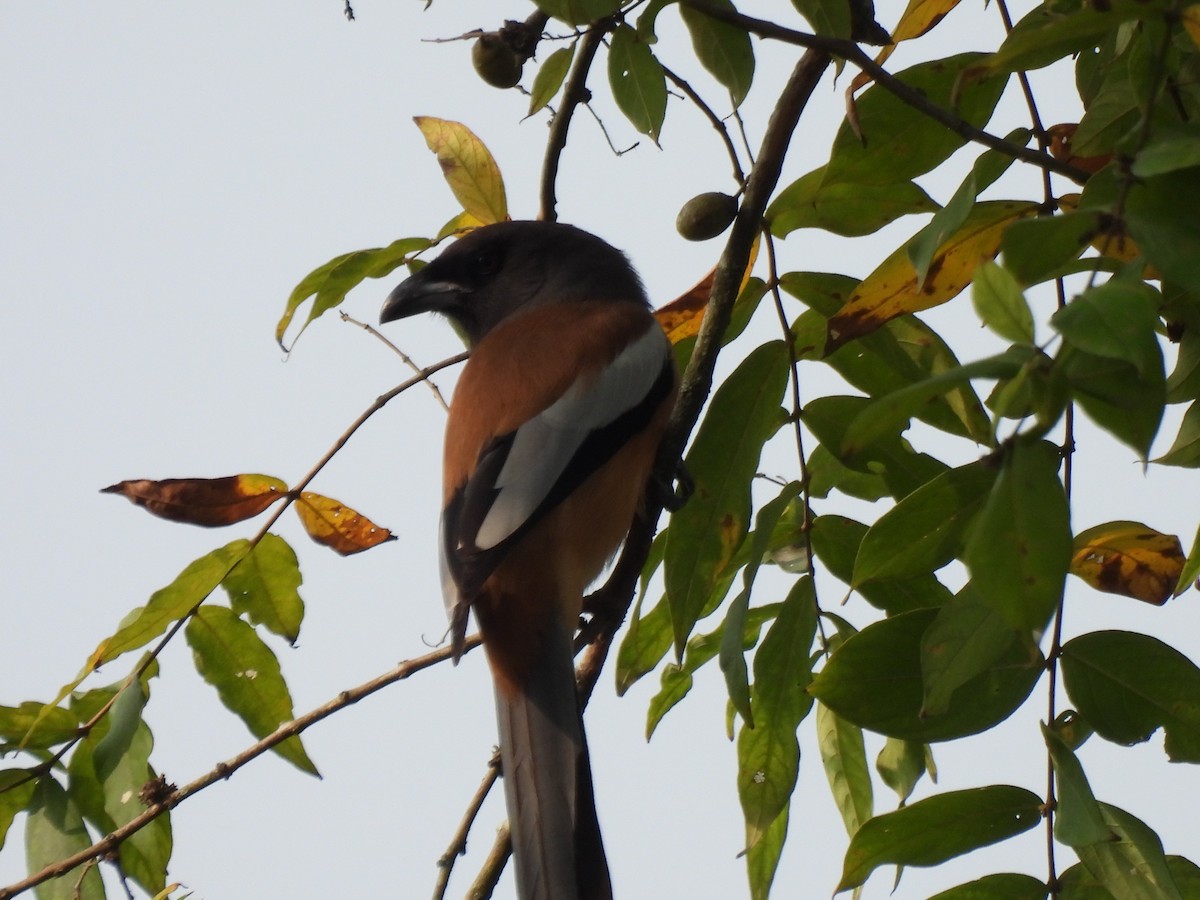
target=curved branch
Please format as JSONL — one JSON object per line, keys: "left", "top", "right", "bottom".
{"left": 0, "top": 638, "right": 481, "bottom": 900}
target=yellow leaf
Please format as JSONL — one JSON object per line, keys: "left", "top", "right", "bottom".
{"left": 102, "top": 474, "right": 288, "bottom": 527}
{"left": 1070, "top": 520, "right": 1186, "bottom": 606}
{"left": 848, "top": 0, "right": 961, "bottom": 93}
{"left": 1184, "top": 6, "right": 1200, "bottom": 50}
{"left": 654, "top": 237, "right": 760, "bottom": 345}
{"left": 826, "top": 200, "right": 1036, "bottom": 352}
{"left": 413, "top": 117, "right": 508, "bottom": 225}
{"left": 295, "top": 491, "right": 397, "bottom": 556}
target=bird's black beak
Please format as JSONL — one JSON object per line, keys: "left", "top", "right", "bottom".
{"left": 379, "top": 272, "right": 462, "bottom": 325}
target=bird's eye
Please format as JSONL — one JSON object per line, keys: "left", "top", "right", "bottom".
{"left": 470, "top": 248, "right": 501, "bottom": 280}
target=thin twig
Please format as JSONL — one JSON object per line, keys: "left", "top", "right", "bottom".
{"left": 432, "top": 756, "right": 501, "bottom": 900}
{"left": 340, "top": 311, "right": 450, "bottom": 411}
{"left": 660, "top": 64, "right": 746, "bottom": 186}
{"left": 0, "top": 638, "right": 480, "bottom": 900}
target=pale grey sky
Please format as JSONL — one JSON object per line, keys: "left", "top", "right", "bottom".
{"left": 3, "top": 3, "right": 1198, "bottom": 898}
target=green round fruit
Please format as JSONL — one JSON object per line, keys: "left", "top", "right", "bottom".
{"left": 675, "top": 191, "right": 738, "bottom": 241}
{"left": 472, "top": 34, "right": 522, "bottom": 89}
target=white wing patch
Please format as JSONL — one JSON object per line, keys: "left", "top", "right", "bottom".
{"left": 472, "top": 323, "right": 669, "bottom": 551}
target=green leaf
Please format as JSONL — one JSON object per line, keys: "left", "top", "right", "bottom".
{"left": 186, "top": 605, "right": 319, "bottom": 775}
{"left": 817, "top": 702, "right": 873, "bottom": 836}
{"left": 908, "top": 139, "right": 1025, "bottom": 286}
{"left": 784, "top": 271, "right": 993, "bottom": 443}
{"left": 810, "top": 513, "right": 953, "bottom": 614}
{"left": 746, "top": 804, "right": 789, "bottom": 900}
{"left": 1176, "top": 522, "right": 1200, "bottom": 596}
{"left": 973, "top": 260, "right": 1036, "bottom": 343}
{"left": 646, "top": 602, "right": 781, "bottom": 739}
{"left": 615, "top": 532, "right": 671, "bottom": 695}
{"left": 875, "top": 738, "right": 929, "bottom": 805}
{"left": 277, "top": 237, "right": 431, "bottom": 349}
{"left": 806, "top": 443, "right": 889, "bottom": 501}
{"left": 528, "top": 44, "right": 575, "bottom": 116}
{"left": 680, "top": 0, "right": 755, "bottom": 107}
{"left": 768, "top": 167, "right": 937, "bottom": 238}
{"left": 963, "top": 440, "right": 1072, "bottom": 633}
{"left": 1082, "top": 165, "right": 1200, "bottom": 287}
{"left": 1077, "top": 803, "right": 1184, "bottom": 900}
{"left": 1133, "top": 123, "right": 1200, "bottom": 177}
{"left": 836, "top": 785, "right": 1043, "bottom": 891}
{"left": 665, "top": 341, "right": 788, "bottom": 656}
{"left": 840, "top": 350, "right": 1030, "bottom": 458}
{"left": 921, "top": 586, "right": 1025, "bottom": 717}
{"left": 98, "top": 539, "right": 250, "bottom": 667}
{"left": 608, "top": 25, "right": 667, "bottom": 142}
{"left": 25, "top": 777, "right": 105, "bottom": 900}
{"left": 68, "top": 698, "right": 171, "bottom": 895}
{"left": 987, "top": 0, "right": 1173, "bottom": 73}
{"left": 823, "top": 53, "right": 1008, "bottom": 188}
{"left": 1001, "top": 210, "right": 1103, "bottom": 287}
{"left": 737, "top": 578, "right": 817, "bottom": 848}
{"left": 720, "top": 483, "right": 802, "bottom": 725}
{"left": 853, "top": 460, "right": 998, "bottom": 585}
{"left": 222, "top": 533, "right": 305, "bottom": 645}
{"left": 1052, "top": 281, "right": 1164, "bottom": 377}
{"left": 1041, "top": 723, "right": 1112, "bottom": 849}
{"left": 0, "top": 769, "right": 36, "bottom": 852}
{"left": 790, "top": 0, "right": 852, "bottom": 39}
{"left": 1060, "top": 630, "right": 1200, "bottom": 762}
{"left": 1061, "top": 347, "right": 1165, "bottom": 460}
{"left": 1155, "top": 399, "right": 1200, "bottom": 468}
{"left": 810, "top": 608, "right": 1044, "bottom": 741}
{"left": 0, "top": 702, "right": 79, "bottom": 752}
{"left": 813, "top": 513, "right": 927, "bottom": 605}
{"left": 928, "top": 873, "right": 1048, "bottom": 899}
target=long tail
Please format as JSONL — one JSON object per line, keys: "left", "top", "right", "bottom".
{"left": 491, "top": 621, "right": 611, "bottom": 900}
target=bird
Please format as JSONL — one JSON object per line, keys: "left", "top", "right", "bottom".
{"left": 379, "top": 220, "right": 678, "bottom": 900}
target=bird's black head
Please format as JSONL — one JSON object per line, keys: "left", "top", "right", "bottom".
{"left": 379, "top": 221, "right": 648, "bottom": 346}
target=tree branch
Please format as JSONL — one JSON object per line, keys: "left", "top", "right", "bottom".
{"left": 539, "top": 24, "right": 609, "bottom": 222}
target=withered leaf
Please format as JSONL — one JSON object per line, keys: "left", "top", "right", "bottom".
{"left": 295, "top": 491, "right": 396, "bottom": 556}
{"left": 1070, "top": 520, "right": 1186, "bottom": 606}
{"left": 826, "top": 200, "right": 1036, "bottom": 353}
{"left": 102, "top": 474, "right": 288, "bottom": 527}
{"left": 654, "top": 238, "right": 760, "bottom": 345}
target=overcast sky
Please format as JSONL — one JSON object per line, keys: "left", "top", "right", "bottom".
{"left": 3, "top": 3, "right": 1199, "bottom": 898}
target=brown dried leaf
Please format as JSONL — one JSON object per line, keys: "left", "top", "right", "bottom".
{"left": 654, "top": 237, "right": 760, "bottom": 344}
{"left": 1070, "top": 520, "right": 1186, "bottom": 606}
{"left": 102, "top": 474, "right": 288, "bottom": 527}
{"left": 295, "top": 491, "right": 396, "bottom": 556}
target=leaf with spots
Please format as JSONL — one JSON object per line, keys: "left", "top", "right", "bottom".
{"left": 826, "top": 201, "right": 1037, "bottom": 352}
{"left": 102, "top": 474, "right": 288, "bottom": 528}
{"left": 186, "top": 605, "right": 318, "bottom": 775}
{"left": 413, "top": 116, "right": 508, "bottom": 225}
{"left": 295, "top": 491, "right": 396, "bottom": 556}
{"left": 1070, "top": 521, "right": 1185, "bottom": 606}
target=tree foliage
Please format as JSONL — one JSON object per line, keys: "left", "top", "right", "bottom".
{"left": 5, "top": 0, "right": 1200, "bottom": 897}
